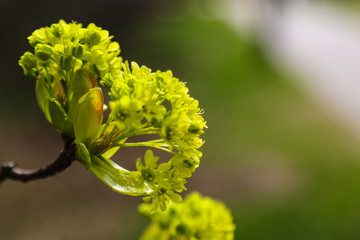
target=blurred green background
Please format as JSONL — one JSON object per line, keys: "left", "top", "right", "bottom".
{"left": 2, "top": 0, "right": 360, "bottom": 239}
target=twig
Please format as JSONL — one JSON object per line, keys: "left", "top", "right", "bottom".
{"left": 0, "top": 136, "right": 76, "bottom": 184}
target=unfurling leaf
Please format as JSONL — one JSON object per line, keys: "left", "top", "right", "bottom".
{"left": 74, "top": 88, "right": 103, "bottom": 145}
{"left": 35, "top": 78, "right": 51, "bottom": 123}
{"left": 90, "top": 156, "right": 152, "bottom": 196}
{"left": 68, "top": 69, "right": 98, "bottom": 121}
{"left": 76, "top": 142, "right": 92, "bottom": 169}
{"left": 48, "top": 98, "right": 73, "bottom": 137}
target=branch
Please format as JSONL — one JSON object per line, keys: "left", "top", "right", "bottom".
{"left": 0, "top": 137, "right": 76, "bottom": 184}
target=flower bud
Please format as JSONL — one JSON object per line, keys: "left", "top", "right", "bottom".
{"left": 188, "top": 123, "right": 201, "bottom": 134}
{"left": 35, "top": 44, "right": 52, "bottom": 61}
{"left": 141, "top": 169, "right": 156, "bottom": 182}
{"left": 28, "top": 29, "right": 46, "bottom": 47}
{"left": 60, "top": 55, "right": 75, "bottom": 70}
{"left": 72, "top": 44, "right": 85, "bottom": 58}
{"left": 86, "top": 31, "right": 101, "bottom": 46}
{"left": 50, "top": 20, "right": 68, "bottom": 38}
{"left": 19, "top": 52, "right": 37, "bottom": 77}
{"left": 50, "top": 24, "right": 62, "bottom": 38}
{"left": 151, "top": 115, "right": 163, "bottom": 128}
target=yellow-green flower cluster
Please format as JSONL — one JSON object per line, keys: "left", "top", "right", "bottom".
{"left": 109, "top": 62, "right": 206, "bottom": 210}
{"left": 18, "top": 20, "right": 122, "bottom": 136}
{"left": 139, "top": 192, "right": 236, "bottom": 240}
{"left": 19, "top": 20, "right": 122, "bottom": 80}
{"left": 110, "top": 62, "right": 206, "bottom": 155}
{"left": 18, "top": 20, "right": 206, "bottom": 212}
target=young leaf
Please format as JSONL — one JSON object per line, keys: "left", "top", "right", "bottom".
{"left": 76, "top": 142, "right": 92, "bottom": 169}
{"left": 35, "top": 78, "right": 51, "bottom": 123}
{"left": 90, "top": 156, "right": 152, "bottom": 196}
{"left": 102, "top": 146, "right": 120, "bottom": 159}
{"left": 68, "top": 69, "right": 98, "bottom": 121}
{"left": 54, "top": 79, "right": 66, "bottom": 107}
{"left": 74, "top": 87, "right": 103, "bottom": 145}
{"left": 48, "top": 98, "right": 73, "bottom": 137}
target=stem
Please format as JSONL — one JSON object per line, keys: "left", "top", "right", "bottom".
{"left": 113, "top": 140, "right": 176, "bottom": 154}
{"left": 134, "top": 130, "right": 160, "bottom": 136}
{"left": 113, "top": 139, "right": 167, "bottom": 148}
{"left": 0, "top": 137, "right": 76, "bottom": 184}
{"left": 153, "top": 146, "right": 176, "bottom": 154}
{"left": 49, "top": 56, "right": 67, "bottom": 80}
{"left": 112, "top": 129, "right": 161, "bottom": 144}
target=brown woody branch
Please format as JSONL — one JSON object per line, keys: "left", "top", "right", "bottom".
{"left": 0, "top": 136, "right": 76, "bottom": 184}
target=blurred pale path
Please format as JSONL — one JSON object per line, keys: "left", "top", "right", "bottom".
{"left": 220, "top": 0, "right": 360, "bottom": 140}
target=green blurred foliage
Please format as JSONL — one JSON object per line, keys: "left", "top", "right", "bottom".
{"left": 128, "top": 11, "right": 360, "bottom": 239}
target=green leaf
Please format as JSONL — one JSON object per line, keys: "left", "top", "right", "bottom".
{"left": 90, "top": 156, "right": 152, "bottom": 196}
{"left": 48, "top": 98, "right": 73, "bottom": 137}
{"left": 68, "top": 69, "right": 98, "bottom": 121}
{"left": 74, "top": 87, "right": 103, "bottom": 145}
{"left": 35, "top": 78, "right": 51, "bottom": 123}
